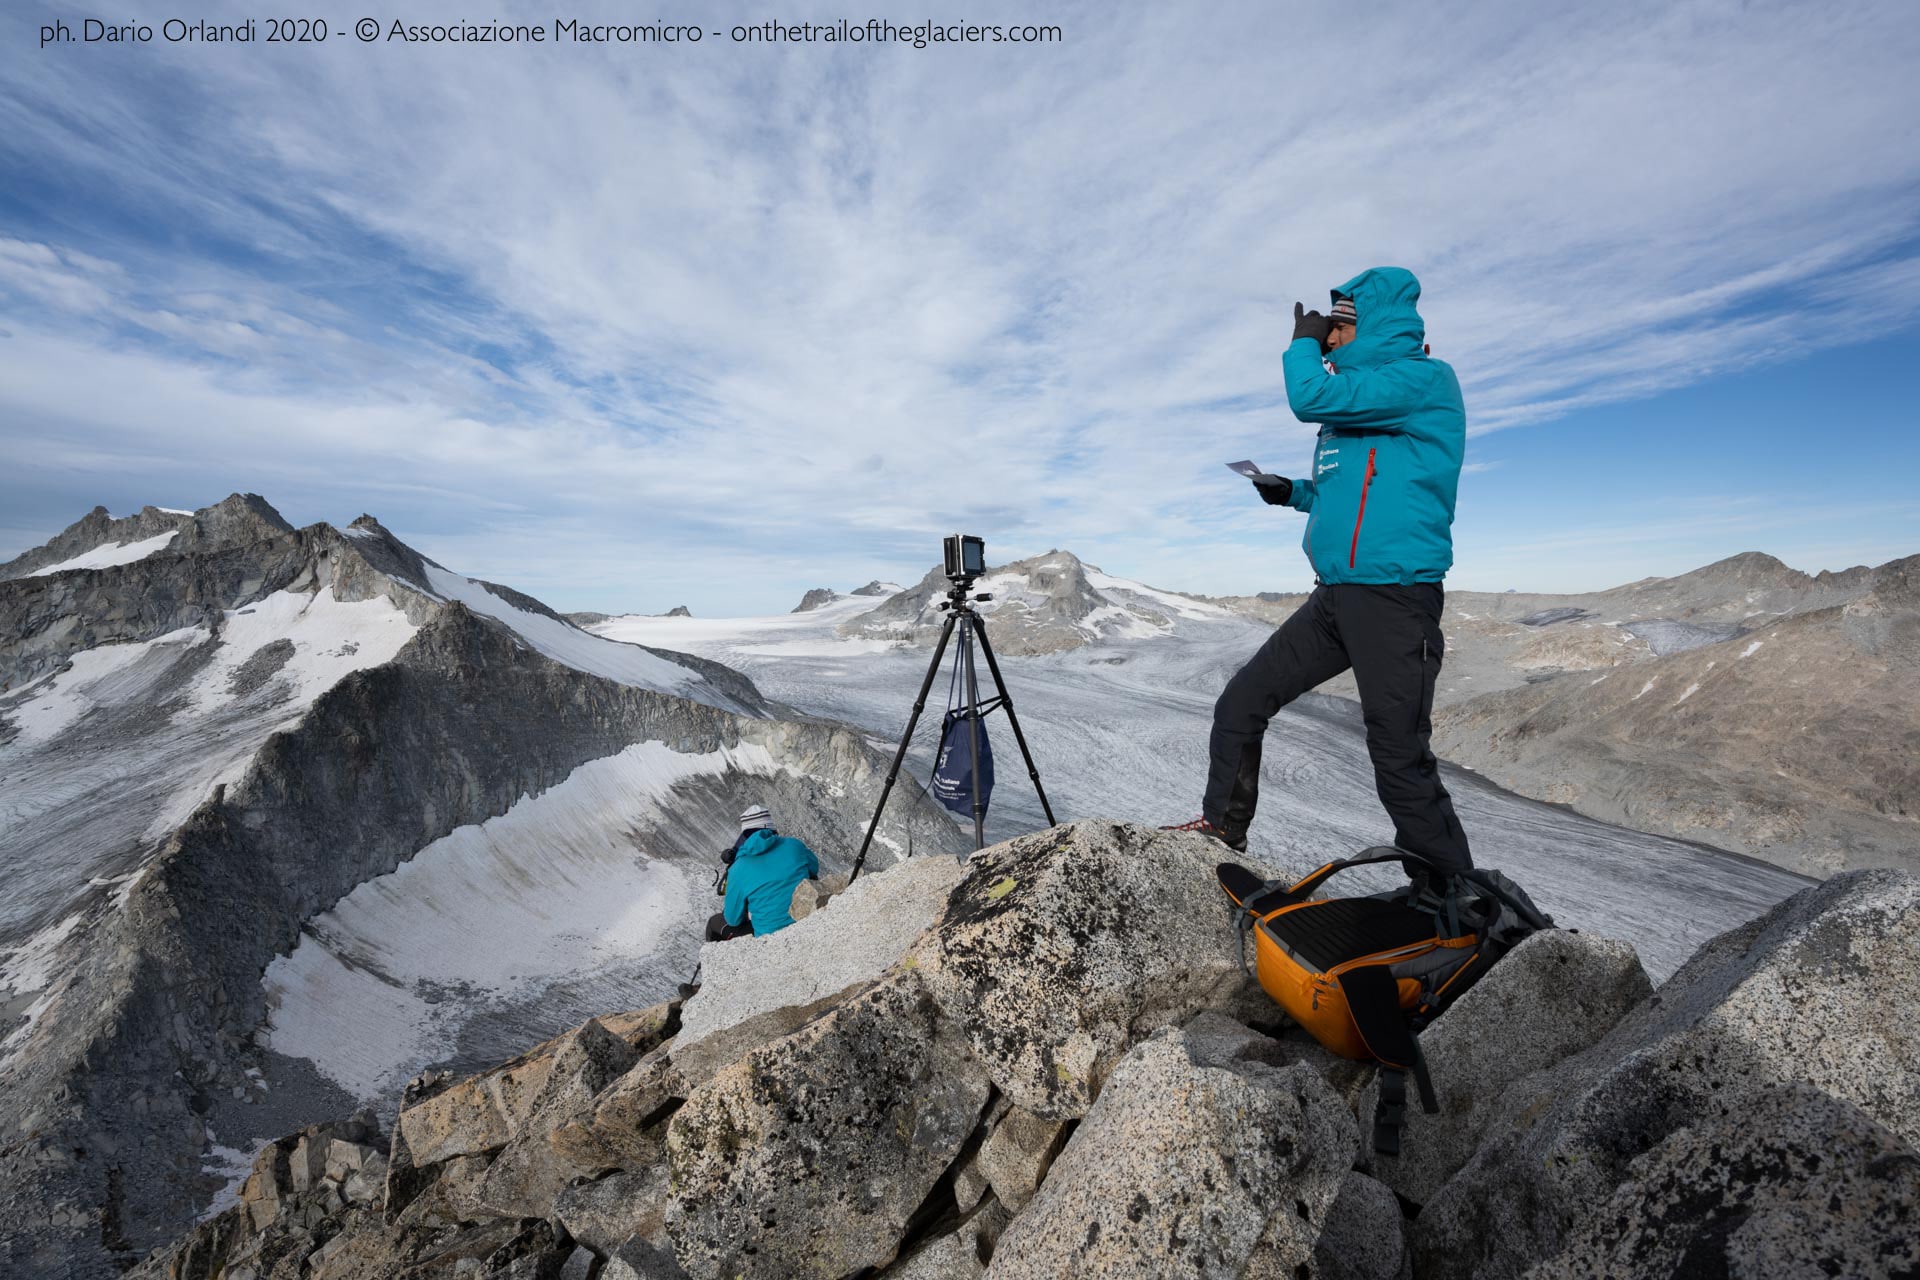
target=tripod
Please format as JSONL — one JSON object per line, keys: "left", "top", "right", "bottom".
{"left": 851, "top": 579, "right": 1055, "bottom": 880}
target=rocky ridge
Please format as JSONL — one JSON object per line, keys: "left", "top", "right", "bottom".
{"left": 142, "top": 820, "right": 1920, "bottom": 1280}
{"left": 0, "top": 496, "right": 965, "bottom": 1276}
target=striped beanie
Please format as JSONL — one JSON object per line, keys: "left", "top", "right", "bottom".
{"left": 738, "top": 804, "right": 773, "bottom": 833}
{"left": 1330, "top": 296, "right": 1358, "bottom": 328}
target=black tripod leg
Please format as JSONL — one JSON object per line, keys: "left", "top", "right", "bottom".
{"left": 851, "top": 612, "right": 958, "bottom": 882}
{"left": 961, "top": 617, "right": 986, "bottom": 850}
{"left": 973, "top": 620, "right": 1057, "bottom": 826}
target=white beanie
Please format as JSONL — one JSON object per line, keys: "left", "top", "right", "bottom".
{"left": 738, "top": 805, "right": 773, "bottom": 833}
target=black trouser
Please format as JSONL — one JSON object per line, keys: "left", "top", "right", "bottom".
{"left": 705, "top": 911, "right": 752, "bottom": 942}
{"left": 1204, "top": 583, "right": 1472, "bottom": 874}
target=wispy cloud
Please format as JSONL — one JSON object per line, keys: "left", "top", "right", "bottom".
{"left": 2, "top": 0, "right": 1917, "bottom": 610}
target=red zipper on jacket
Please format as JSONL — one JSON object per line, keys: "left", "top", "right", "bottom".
{"left": 1349, "top": 448, "right": 1377, "bottom": 568}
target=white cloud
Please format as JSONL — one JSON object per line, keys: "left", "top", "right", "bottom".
{"left": 1, "top": 0, "right": 1917, "bottom": 609}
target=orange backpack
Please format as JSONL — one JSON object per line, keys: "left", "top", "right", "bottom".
{"left": 1218, "top": 849, "right": 1552, "bottom": 1155}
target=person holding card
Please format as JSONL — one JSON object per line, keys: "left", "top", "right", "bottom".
{"left": 1169, "top": 267, "right": 1472, "bottom": 888}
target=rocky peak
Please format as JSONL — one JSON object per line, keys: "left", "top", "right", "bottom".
{"left": 792, "top": 588, "right": 840, "bottom": 613}
{"left": 837, "top": 549, "right": 1220, "bottom": 655}
{"left": 1675, "top": 550, "right": 1806, "bottom": 588}
{"left": 850, "top": 580, "right": 897, "bottom": 597}
{"left": 664, "top": 605, "right": 692, "bottom": 618}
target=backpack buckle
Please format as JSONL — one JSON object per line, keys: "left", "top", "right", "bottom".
{"left": 1373, "top": 1067, "right": 1408, "bottom": 1156}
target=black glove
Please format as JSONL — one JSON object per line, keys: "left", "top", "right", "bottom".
{"left": 1251, "top": 475, "right": 1293, "bottom": 505}
{"left": 1293, "top": 302, "right": 1331, "bottom": 351}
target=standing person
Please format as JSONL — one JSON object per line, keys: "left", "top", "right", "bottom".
{"left": 705, "top": 803, "right": 821, "bottom": 941}
{"left": 1167, "top": 266, "right": 1473, "bottom": 885}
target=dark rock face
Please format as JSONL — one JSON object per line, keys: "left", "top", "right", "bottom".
{"left": 1515, "top": 607, "right": 1591, "bottom": 627}
{"left": 791, "top": 588, "right": 839, "bottom": 613}
{"left": 663, "top": 606, "right": 692, "bottom": 618}
{"left": 850, "top": 581, "right": 893, "bottom": 597}
{"left": 1525, "top": 1083, "right": 1920, "bottom": 1280}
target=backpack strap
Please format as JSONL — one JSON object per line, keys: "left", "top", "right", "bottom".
{"left": 1338, "top": 965, "right": 1441, "bottom": 1155}
{"left": 1275, "top": 846, "right": 1451, "bottom": 906}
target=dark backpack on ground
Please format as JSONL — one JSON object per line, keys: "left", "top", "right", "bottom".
{"left": 1218, "top": 848, "right": 1553, "bottom": 1155}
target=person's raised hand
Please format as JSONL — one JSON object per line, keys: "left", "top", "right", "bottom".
{"left": 1293, "top": 301, "right": 1331, "bottom": 350}
{"left": 1252, "top": 474, "right": 1293, "bottom": 505}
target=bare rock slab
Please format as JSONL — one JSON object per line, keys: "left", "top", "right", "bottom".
{"left": 911, "top": 821, "right": 1269, "bottom": 1120}
{"left": 396, "top": 1015, "right": 638, "bottom": 1169}
{"left": 985, "top": 1022, "right": 1357, "bottom": 1280}
{"left": 1416, "top": 868, "right": 1920, "bottom": 1280}
{"left": 665, "top": 970, "right": 992, "bottom": 1280}
{"left": 674, "top": 854, "right": 966, "bottom": 1082}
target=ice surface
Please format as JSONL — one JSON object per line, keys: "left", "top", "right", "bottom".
{"left": 4, "top": 627, "right": 208, "bottom": 747}
{"left": 421, "top": 564, "right": 704, "bottom": 699}
{"left": 1741, "top": 640, "right": 1765, "bottom": 658}
{"left": 594, "top": 594, "right": 898, "bottom": 659}
{"left": 262, "top": 740, "right": 782, "bottom": 1100}
{"left": 1624, "top": 618, "right": 1747, "bottom": 656}
{"left": 27, "top": 530, "right": 178, "bottom": 576}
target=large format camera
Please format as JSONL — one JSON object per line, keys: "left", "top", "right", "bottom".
{"left": 942, "top": 533, "right": 986, "bottom": 585}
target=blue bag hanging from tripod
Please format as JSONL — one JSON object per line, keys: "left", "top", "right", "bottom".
{"left": 930, "top": 708, "right": 994, "bottom": 817}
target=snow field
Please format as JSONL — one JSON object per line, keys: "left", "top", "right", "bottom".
{"left": 27, "top": 530, "right": 179, "bottom": 576}
{"left": 185, "top": 589, "right": 417, "bottom": 716}
{"left": 261, "top": 740, "right": 783, "bottom": 1100}
{"left": 421, "top": 563, "right": 704, "bottom": 700}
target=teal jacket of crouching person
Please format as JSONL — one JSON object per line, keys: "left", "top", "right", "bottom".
{"left": 722, "top": 826, "right": 821, "bottom": 937}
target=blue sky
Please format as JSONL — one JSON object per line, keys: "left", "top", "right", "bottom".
{"left": 3, "top": 0, "right": 1917, "bottom": 614}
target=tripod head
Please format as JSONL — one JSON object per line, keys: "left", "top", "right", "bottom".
{"left": 936, "top": 581, "right": 993, "bottom": 614}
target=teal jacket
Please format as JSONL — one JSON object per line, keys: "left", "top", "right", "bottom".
{"left": 1280, "top": 267, "right": 1465, "bottom": 585}
{"left": 723, "top": 827, "right": 821, "bottom": 936}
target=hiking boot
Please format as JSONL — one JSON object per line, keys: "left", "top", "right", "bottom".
{"left": 1160, "top": 816, "right": 1249, "bottom": 854}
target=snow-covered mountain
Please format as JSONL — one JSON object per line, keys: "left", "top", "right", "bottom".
{"left": 837, "top": 549, "right": 1235, "bottom": 654}
{"left": 0, "top": 496, "right": 962, "bottom": 1276}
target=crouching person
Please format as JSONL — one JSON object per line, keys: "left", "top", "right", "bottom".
{"left": 705, "top": 804, "right": 821, "bottom": 941}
